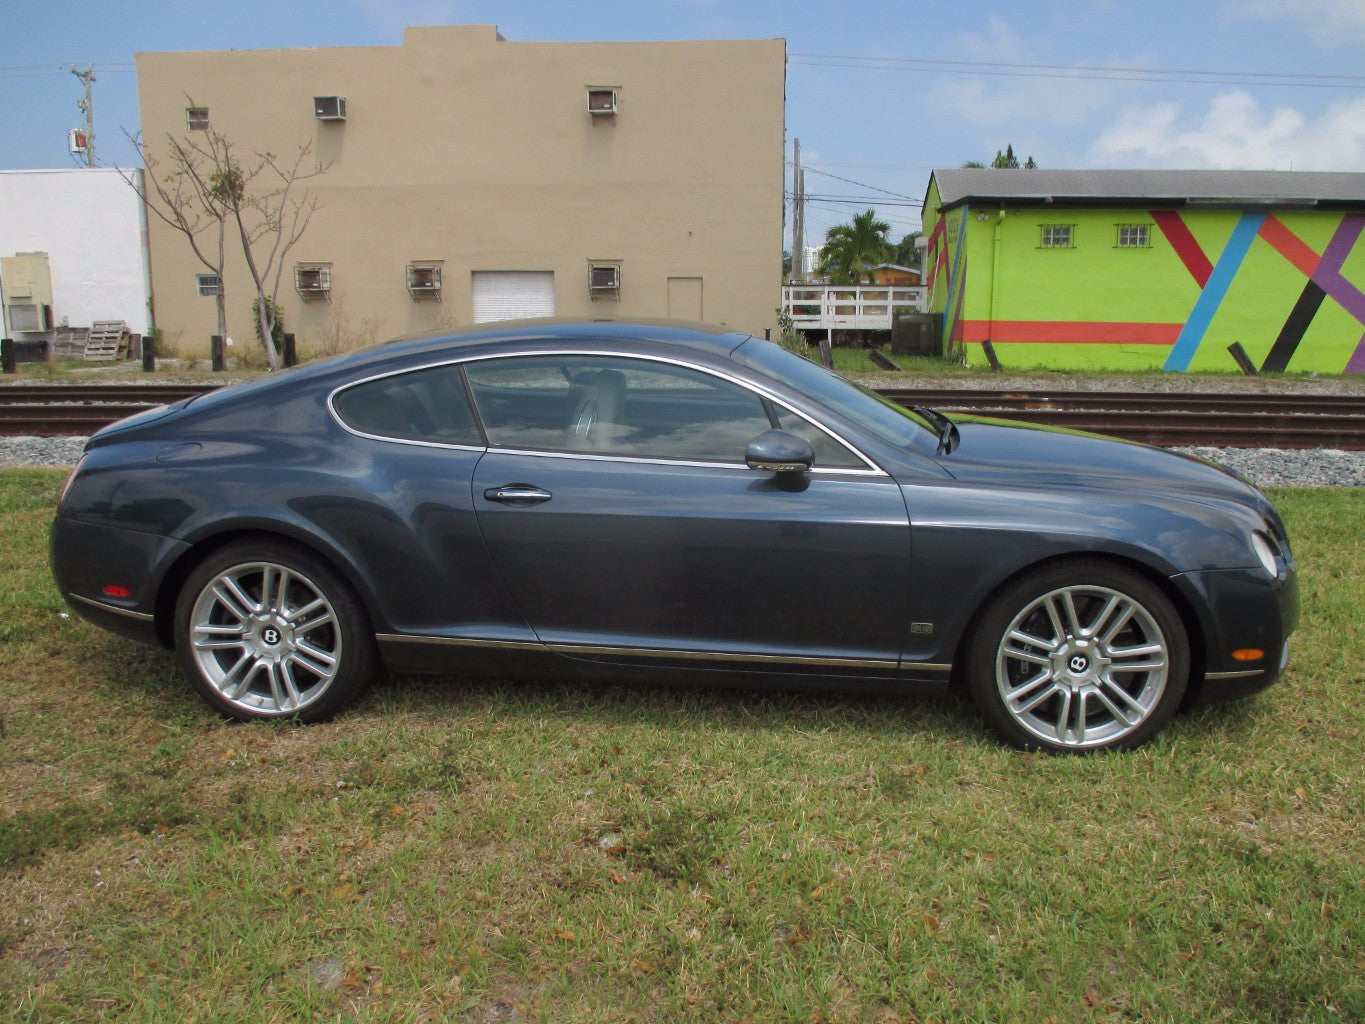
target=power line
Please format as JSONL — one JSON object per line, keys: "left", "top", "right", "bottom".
{"left": 794, "top": 193, "right": 922, "bottom": 208}
{"left": 788, "top": 53, "right": 1365, "bottom": 90}
{"left": 787, "top": 162, "right": 921, "bottom": 203}
{"left": 791, "top": 52, "right": 1365, "bottom": 82}
{"left": 0, "top": 62, "right": 135, "bottom": 80}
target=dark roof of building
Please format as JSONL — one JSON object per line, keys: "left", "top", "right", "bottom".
{"left": 930, "top": 168, "right": 1365, "bottom": 209}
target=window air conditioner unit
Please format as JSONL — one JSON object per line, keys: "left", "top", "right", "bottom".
{"left": 314, "top": 96, "right": 347, "bottom": 121}
{"left": 589, "top": 265, "right": 620, "bottom": 291}
{"left": 586, "top": 89, "right": 618, "bottom": 116}
{"left": 406, "top": 265, "right": 442, "bottom": 295}
{"left": 7, "top": 304, "right": 42, "bottom": 332}
{"left": 295, "top": 266, "right": 331, "bottom": 296}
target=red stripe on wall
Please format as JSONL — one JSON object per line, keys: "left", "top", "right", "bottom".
{"left": 1150, "top": 210, "right": 1213, "bottom": 287}
{"left": 928, "top": 248, "right": 948, "bottom": 289}
{"left": 959, "top": 321, "right": 1184, "bottom": 345}
{"left": 1258, "top": 215, "right": 1321, "bottom": 277}
{"left": 927, "top": 217, "right": 946, "bottom": 253}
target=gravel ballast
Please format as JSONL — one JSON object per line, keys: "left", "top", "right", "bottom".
{"left": 3, "top": 435, "right": 1359, "bottom": 489}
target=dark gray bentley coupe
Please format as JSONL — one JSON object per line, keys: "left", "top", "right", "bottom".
{"left": 51, "top": 320, "right": 1298, "bottom": 751}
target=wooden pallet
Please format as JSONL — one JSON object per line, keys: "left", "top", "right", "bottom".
{"left": 52, "top": 327, "right": 90, "bottom": 360}
{"left": 84, "top": 321, "right": 128, "bottom": 361}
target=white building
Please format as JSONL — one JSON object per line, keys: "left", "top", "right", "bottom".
{"left": 0, "top": 169, "right": 151, "bottom": 340}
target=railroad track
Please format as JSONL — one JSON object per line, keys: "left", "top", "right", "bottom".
{"left": 877, "top": 389, "right": 1365, "bottom": 449}
{"left": 1, "top": 382, "right": 1362, "bottom": 449}
{"left": 0, "top": 384, "right": 219, "bottom": 438}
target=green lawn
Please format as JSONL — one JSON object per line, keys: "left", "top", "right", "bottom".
{"left": 1, "top": 470, "right": 1361, "bottom": 1023}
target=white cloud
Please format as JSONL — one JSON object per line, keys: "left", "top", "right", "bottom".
{"left": 1228, "top": 0, "right": 1365, "bottom": 45}
{"left": 928, "top": 16, "right": 1126, "bottom": 128}
{"left": 1087, "top": 90, "right": 1365, "bottom": 169}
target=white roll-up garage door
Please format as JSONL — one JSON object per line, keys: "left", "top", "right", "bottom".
{"left": 471, "top": 271, "right": 556, "bottom": 323}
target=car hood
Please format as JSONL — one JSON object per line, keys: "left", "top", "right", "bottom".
{"left": 931, "top": 416, "right": 1263, "bottom": 505}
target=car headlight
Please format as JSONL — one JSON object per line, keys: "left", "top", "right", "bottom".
{"left": 1251, "top": 531, "right": 1280, "bottom": 578}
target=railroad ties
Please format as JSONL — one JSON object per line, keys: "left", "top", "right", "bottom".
{"left": 877, "top": 390, "right": 1365, "bottom": 450}
{"left": 1, "top": 382, "right": 1362, "bottom": 450}
{"left": 0, "top": 384, "right": 218, "bottom": 437}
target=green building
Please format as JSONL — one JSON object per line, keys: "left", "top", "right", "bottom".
{"left": 922, "top": 169, "right": 1365, "bottom": 374}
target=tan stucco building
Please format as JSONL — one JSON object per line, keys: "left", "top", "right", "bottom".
{"left": 135, "top": 25, "right": 787, "bottom": 356}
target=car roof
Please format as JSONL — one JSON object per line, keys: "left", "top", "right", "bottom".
{"left": 380, "top": 317, "right": 755, "bottom": 357}
{"left": 172, "top": 319, "right": 762, "bottom": 417}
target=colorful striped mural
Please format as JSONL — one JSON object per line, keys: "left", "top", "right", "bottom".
{"left": 922, "top": 175, "right": 1365, "bottom": 375}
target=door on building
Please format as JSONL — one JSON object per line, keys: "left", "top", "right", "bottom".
{"left": 666, "top": 276, "right": 703, "bottom": 321}
{"left": 471, "top": 271, "right": 556, "bottom": 323}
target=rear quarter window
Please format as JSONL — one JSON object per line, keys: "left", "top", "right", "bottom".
{"left": 332, "top": 364, "right": 483, "bottom": 445}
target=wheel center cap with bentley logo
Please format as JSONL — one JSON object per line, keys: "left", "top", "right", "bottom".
{"left": 262, "top": 627, "right": 282, "bottom": 646}
{"left": 1069, "top": 654, "right": 1090, "bottom": 674}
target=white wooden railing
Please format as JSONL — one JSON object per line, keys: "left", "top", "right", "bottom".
{"left": 781, "top": 285, "right": 927, "bottom": 331}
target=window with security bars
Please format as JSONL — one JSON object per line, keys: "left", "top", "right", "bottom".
{"left": 1116, "top": 224, "right": 1150, "bottom": 248}
{"left": 295, "top": 266, "right": 332, "bottom": 297}
{"left": 196, "top": 274, "right": 221, "bottom": 296}
{"left": 186, "top": 108, "right": 209, "bottom": 131}
{"left": 1039, "top": 224, "right": 1074, "bottom": 248}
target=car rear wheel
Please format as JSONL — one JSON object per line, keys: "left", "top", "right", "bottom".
{"left": 174, "top": 540, "right": 376, "bottom": 722}
{"left": 965, "top": 561, "right": 1189, "bottom": 752}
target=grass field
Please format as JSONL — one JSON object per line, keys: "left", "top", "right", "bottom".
{"left": 1, "top": 469, "right": 1361, "bottom": 1023}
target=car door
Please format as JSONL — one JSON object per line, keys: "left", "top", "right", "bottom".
{"left": 466, "top": 352, "right": 913, "bottom": 674}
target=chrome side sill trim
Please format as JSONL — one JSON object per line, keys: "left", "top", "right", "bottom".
{"left": 377, "top": 632, "right": 953, "bottom": 674}
{"left": 548, "top": 643, "right": 899, "bottom": 670}
{"left": 1205, "top": 669, "right": 1264, "bottom": 681}
{"left": 68, "top": 593, "right": 155, "bottom": 622}
{"left": 376, "top": 633, "right": 543, "bottom": 652}
{"left": 901, "top": 662, "right": 954, "bottom": 674}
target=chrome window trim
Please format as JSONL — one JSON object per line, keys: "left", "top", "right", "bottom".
{"left": 331, "top": 428, "right": 486, "bottom": 454}
{"left": 481, "top": 445, "right": 881, "bottom": 476}
{"left": 328, "top": 348, "right": 887, "bottom": 477}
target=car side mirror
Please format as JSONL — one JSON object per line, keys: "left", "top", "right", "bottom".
{"left": 745, "top": 429, "right": 815, "bottom": 474}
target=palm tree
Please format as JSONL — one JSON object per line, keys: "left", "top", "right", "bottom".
{"left": 894, "top": 231, "right": 923, "bottom": 271}
{"left": 819, "top": 209, "right": 892, "bottom": 284}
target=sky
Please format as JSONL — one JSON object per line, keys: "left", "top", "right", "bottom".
{"left": 3, "top": 0, "right": 1364, "bottom": 250}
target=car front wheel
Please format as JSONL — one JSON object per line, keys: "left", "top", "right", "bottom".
{"left": 965, "top": 561, "right": 1189, "bottom": 752}
{"left": 173, "top": 540, "right": 376, "bottom": 722}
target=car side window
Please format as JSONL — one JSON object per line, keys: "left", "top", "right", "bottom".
{"left": 466, "top": 354, "right": 773, "bottom": 462}
{"left": 772, "top": 407, "right": 866, "bottom": 470}
{"left": 332, "top": 363, "right": 482, "bottom": 445}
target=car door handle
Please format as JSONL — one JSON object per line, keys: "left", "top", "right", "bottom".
{"left": 483, "top": 484, "right": 553, "bottom": 506}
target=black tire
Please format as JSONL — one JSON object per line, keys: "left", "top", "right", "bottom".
{"left": 963, "top": 559, "right": 1189, "bottom": 752}
{"left": 173, "top": 539, "right": 377, "bottom": 722}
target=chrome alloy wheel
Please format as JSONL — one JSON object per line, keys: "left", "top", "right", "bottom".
{"left": 995, "top": 584, "right": 1170, "bottom": 749}
{"left": 188, "top": 560, "right": 342, "bottom": 715}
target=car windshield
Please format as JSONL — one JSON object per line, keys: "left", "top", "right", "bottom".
{"left": 732, "top": 338, "right": 936, "bottom": 451}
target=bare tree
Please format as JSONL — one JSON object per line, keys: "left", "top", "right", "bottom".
{"left": 122, "top": 128, "right": 232, "bottom": 352}
{"left": 126, "top": 114, "right": 328, "bottom": 370}
{"left": 217, "top": 144, "right": 328, "bottom": 369}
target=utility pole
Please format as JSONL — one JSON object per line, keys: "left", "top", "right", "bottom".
{"left": 791, "top": 138, "right": 805, "bottom": 284}
{"left": 71, "top": 65, "right": 96, "bottom": 168}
